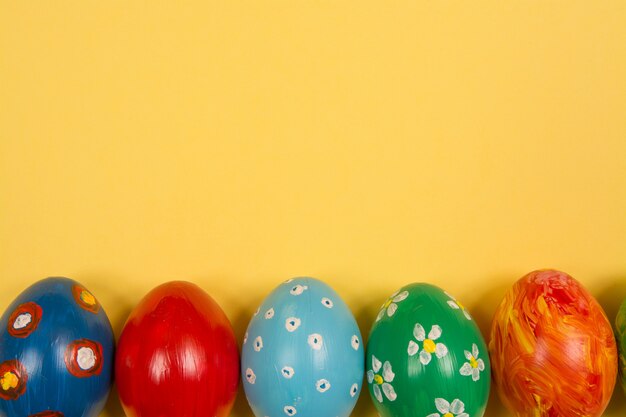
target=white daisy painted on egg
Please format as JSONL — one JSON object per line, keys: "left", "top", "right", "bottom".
{"left": 459, "top": 343, "right": 486, "bottom": 381}
{"left": 376, "top": 290, "right": 409, "bottom": 321}
{"left": 350, "top": 383, "right": 359, "bottom": 397}
{"left": 426, "top": 398, "right": 469, "bottom": 417}
{"left": 366, "top": 355, "right": 397, "bottom": 403}
{"left": 407, "top": 323, "right": 448, "bottom": 365}
{"left": 264, "top": 308, "right": 275, "bottom": 319}
{"left": 445, "top": 291, "right": 472, "bottom": 321}
{"left": 284, "top": 405, "right": 297, "bottom": 416}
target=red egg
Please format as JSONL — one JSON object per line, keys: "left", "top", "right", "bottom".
{"left": 490, "top": 269, "right": 617, "bottom": 417}
{"left": 115, "top": 281, "right": 239, "bottom": 417}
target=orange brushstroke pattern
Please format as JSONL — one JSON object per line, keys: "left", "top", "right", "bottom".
{"left": 489, "top": 269, "right": 617, "bottom": 417}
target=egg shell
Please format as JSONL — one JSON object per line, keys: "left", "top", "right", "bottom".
{"left": 241, "top": 277, "right": 364, "bottom": 417}
{"left": 115, "top": 281, "right": 239, "bottom": 417}
{"left": 366, "top": 283, "right": 490, "bottom": 417}
{"left": 0, "top": 277, "right": 114, "bottom": 417}
{"left": 490, "top": 269, "right": 617, "bottom": 417}
{"left": 616, "top": 298, "right": 626, "bottom": 396}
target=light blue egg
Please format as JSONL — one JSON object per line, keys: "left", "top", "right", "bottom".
{"left": 242, "top": 277, "right": 364, "bottom": 417}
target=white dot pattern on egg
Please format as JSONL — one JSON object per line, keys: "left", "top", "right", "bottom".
{"left": 350, "top": 383, "right": 359, "bottom": 397}
{"left": 351, "top": 335, "right": 360, "bottom": 350}
{"left": 76, "top": 347, "right": 96, "bottom": 370}
{"left": 241, "top": 277, "right": 364, "bottom": 417}
{"left": 285, "top": 317, "right": 301, "bottom": 332}
{"left": 13, "top": 313, "right": 32, "bottom": 329}
{"left": 316, "top": 378, "right": 331, "bottom": 392}
{"left": 254, "top": 336, "right": 263, "bottom": 352}
{"left": 281, "top": 366, "right": 294, "bottom": 379}
{"left": 308, "top": 333, "right": 323, "bottom": 350}
{"left": 246, "top": 368, "right": 256, "bottom": 384}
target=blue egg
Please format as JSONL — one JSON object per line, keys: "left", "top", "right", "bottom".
{"left": 0, "top": 277, "right": 114, "bottom": 417}
{"left": 241, "top": 277, "right": 364, "bottom": 417}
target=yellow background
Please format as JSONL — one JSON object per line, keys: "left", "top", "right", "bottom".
{"left": 1, "top": 1, "right": 625, "bottom": 416}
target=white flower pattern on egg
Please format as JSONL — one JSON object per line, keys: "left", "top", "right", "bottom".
{"left": 459, "top": 343, "right": 486, "bottom": 381}
{"left": 407, "top": 323, "right": 448, "bottom": 365}
{"left": 445, "top": 291, "right": 472, "bottom": 321}
{"left": 367, "top": 355, "right": 397, "bottom": 403}
{"left": 264, "top": 308, "right": 275, "bottom": 319}
{"left": 426, "top": 398, "right": 469, "bottom": 417}
{"left": 376, "top": 290, "right": 409, "bottom": 321}
{"left": 321, "top": 297, "right": 334, "bottom": 308}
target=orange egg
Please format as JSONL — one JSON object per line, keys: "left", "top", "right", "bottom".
{"left": 489, "top": 269, "right": 617, "bottom": 417}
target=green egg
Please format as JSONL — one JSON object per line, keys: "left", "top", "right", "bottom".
{"left": 366, "top": 283, "right": 490, "bottom": 417}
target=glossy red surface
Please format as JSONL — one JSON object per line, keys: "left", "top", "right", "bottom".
{"left": 115, "top": 281, "right": 239, "bottom": 417}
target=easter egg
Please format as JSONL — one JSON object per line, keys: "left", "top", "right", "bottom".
{"left": 241, "top": 277, "right": 364, "bottom": 417}
{"left": 0, "top": 277, "right": 114, "bottom": 417}
{"left": 115, "top": 281, "right": 239, "bottom": 417}
{"left": 490, "top": 269, "right": 617, "bottom": 417}
{"left": 366, "top": 283, "right": 490, "bottom": 417}
{"left": 615, "top": 298, "right": 626, "bottom": 395}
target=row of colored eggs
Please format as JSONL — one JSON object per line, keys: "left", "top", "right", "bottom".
{"left": 0, "top": 269, "right": 621, "bottom": 417}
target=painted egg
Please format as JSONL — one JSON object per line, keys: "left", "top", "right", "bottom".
{"left": 115, "top": 281, "right": 239, "bottom": 417}
{"left": 490, "top": 269, "right": 617, "bottom": 417}
{"left": 241, "top": 277, "right": 364, "bottom": 417}
{"left": 0, "top": 277, "right": 114, "bottom": 417}
{"left": 616, "top": 298, "right": 626, "bottom": 395}
{"left": 366, "top": 283, "right": 490, "bottom": 417}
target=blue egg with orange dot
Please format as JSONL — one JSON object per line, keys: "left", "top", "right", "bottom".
{"left": 0, "top": 277, "right": 114, "bottom": 417}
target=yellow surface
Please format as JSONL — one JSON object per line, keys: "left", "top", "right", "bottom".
{"left": 1, "top": 1, "right": 625, "bottom": 416}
